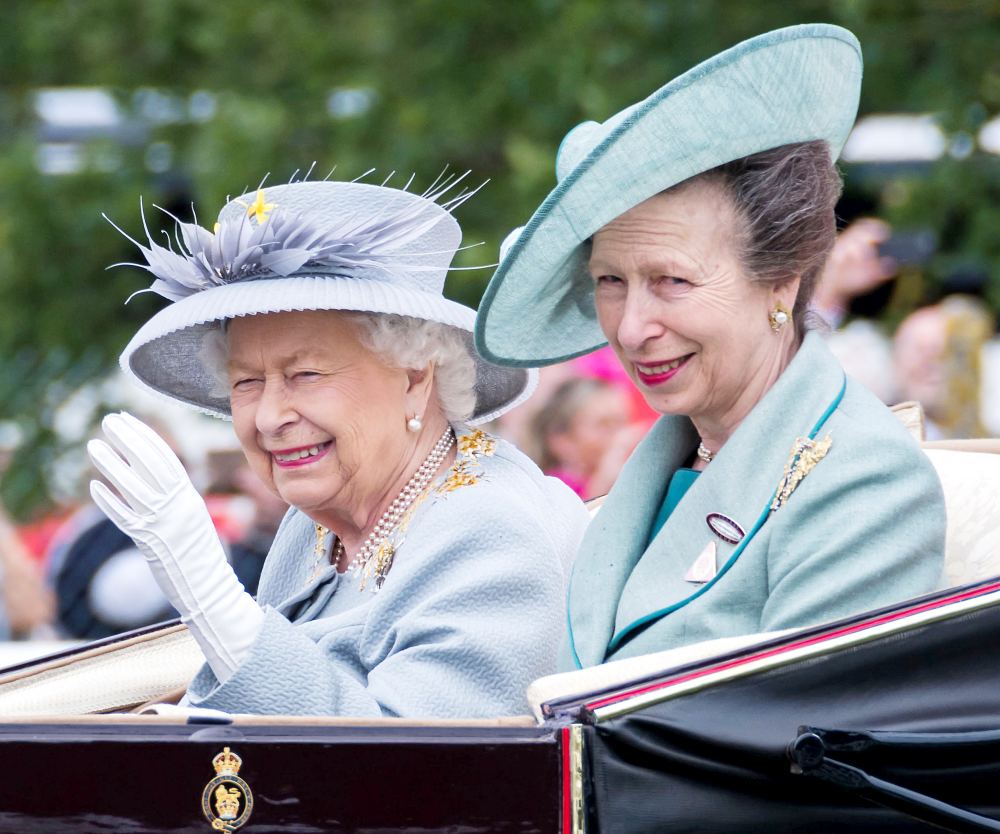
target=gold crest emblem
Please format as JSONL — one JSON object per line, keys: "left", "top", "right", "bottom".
{"left": 771, "top": 434, "right": 833, "bottom": 512}
{"left": 201, "top": 747, "right": 253, "bottom": 832}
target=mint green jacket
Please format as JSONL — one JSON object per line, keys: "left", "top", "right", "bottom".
{"left": 563, "top": 332, "right": 946, "bottom": 669}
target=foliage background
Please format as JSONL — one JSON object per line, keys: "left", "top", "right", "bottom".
{"left": 1, "top": 0, "right": 1000, "bottom": 516}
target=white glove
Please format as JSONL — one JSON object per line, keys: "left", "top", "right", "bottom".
{"left": 87, "top": 412, "right": 264, "bottom": 683}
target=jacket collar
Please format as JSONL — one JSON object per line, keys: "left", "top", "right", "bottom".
{"left": 567, "top": 332, "right": 847, "bottom": 667}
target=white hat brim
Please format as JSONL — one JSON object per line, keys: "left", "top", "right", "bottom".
{"left": 121, "top": 275, "right": 536, "bottom": 425}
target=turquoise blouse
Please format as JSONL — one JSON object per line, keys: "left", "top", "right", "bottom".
{"left": 648, "top": 468, "right": 700, "bottom": 544}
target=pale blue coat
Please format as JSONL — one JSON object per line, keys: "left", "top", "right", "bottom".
{"left": 564, "top": 332, "right": 946, "bottom": 670}
{"left": 187, "top": 432, "right": 589, "bottom": 717}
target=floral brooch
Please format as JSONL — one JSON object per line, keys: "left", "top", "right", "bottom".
{"left": 438, "top": 429, "right": 496, "bottom": 494}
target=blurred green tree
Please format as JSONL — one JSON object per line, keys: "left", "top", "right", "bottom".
{"left": 1, "top": 0, "right": 999, "bottom": 516}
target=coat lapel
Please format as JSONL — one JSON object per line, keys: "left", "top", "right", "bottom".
{"left": 596, "top": 332, "right": 847, "bottom": 661}
{"left": 610, "top": 423, "right": 780, "bottom": 640}
{"left": 567, "top": 415, "right": 697, "bottom": 667}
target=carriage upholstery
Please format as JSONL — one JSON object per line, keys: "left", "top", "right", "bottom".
{"left": 924, "top": 443, "right": 1000, "bottom": 587}
{"left": 891, "top": 401, "right": 1000, "bottom": 587}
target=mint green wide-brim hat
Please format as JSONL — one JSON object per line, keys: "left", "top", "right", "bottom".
{"left": 474, "top": 24, "right": 863, "bottom": 367}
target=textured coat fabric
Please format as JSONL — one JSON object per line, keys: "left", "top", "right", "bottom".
{"left": 187, "top": 432, "right": 589, "bottom": 717}
{"left": 564, "top": 332, "right": 946, "bottom": 670}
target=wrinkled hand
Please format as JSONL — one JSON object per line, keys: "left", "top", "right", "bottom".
{"left": 88, "top": 412, "right": 263, "bottom": 682}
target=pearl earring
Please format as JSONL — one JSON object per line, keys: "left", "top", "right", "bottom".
{"left": 769, "top": 304, "right": 790, "bottom": 333}
{"left": 407, "top": 415, "right": 423, "bottom": 432}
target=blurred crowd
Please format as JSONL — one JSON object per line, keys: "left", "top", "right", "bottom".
{"left": 816, "top": 217, "right": 999, "bottom": 440}
{"left": 1, "top": 212, "right": 998, "bottom": 649}
{"left": 0, "top": 434, "right": 287, "bottom": 646}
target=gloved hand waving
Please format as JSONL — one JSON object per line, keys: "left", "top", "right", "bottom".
{"left": 88, "top": 412, "right": 264, "bottom": 683}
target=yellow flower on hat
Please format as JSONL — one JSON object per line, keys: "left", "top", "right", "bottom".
{"left": 244, "top": 189, "right": 275, "bottom": 224}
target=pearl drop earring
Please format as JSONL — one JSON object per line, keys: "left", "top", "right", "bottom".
{"left": 407, "top": 415, "right": 423, "bottom": 432}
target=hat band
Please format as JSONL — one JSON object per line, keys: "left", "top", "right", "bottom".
{"left": 208, "top": 261, "right": 447, "bottom": 292}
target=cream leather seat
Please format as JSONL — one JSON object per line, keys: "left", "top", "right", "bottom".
{"left": 923, "top": 440, "right": 1000, "bottom": 586}
{"left": 892, "top": 401, "right": 1000, "bottom": 587}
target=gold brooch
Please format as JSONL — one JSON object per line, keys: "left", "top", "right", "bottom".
{"left": 771, "top": 434, "right": 832, "bottom": 512}
{"left": 201, "top": 747, "right": 253, "bottom": 832}
{"left": 438, "top": 459, "right": 481, "bottom": 493}
{"left": 437, "top": 430, "right": 497, "bottom": 494}
{"left": 457, "top": 429, "right": 496, "bottom": 457}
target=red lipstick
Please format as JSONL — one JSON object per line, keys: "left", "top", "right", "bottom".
{"left": 634, "top": 355, "right": 692, "bottom": 386}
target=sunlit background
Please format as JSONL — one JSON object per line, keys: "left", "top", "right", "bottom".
{"left": 2, "top": 0, "right": 1000, "bottom": 519}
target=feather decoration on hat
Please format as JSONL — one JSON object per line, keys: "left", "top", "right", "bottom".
{"left": 105, "top": 171, "right": 484, "bottom": 302}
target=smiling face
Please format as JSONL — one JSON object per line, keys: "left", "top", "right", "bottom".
{"left": 226, "top": 310, "right": 427, "bottom": 528}
{"left": 589, "top": 177, "right": 798, "bottom": 437}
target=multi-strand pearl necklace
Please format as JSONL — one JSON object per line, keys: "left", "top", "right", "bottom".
{"left": 696, "top": 441, "right": 716, "bottom": 464}
{"left": 325, "top": 426, "right": 455, "bottom": 578}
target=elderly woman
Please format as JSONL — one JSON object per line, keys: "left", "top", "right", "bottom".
{"left": 475, "top": 25, "right": 946, "bottom": 669}
{"left": 88, "top": 177, "right": 588, "bottom": 715}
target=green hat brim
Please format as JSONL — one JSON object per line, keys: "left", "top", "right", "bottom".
{"left": 475, "top": 24, "right": 862, "bottom": 368}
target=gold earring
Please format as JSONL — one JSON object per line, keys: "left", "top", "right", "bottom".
{"left": 769, "top": 304, "right": 791, "bottom": 333}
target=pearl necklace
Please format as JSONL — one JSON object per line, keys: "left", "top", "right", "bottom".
{"left": 696, "top": 441, "right": 716, "bottom": 464}
{"left": 318, "top": 426, "right": 455, "bottom": 580}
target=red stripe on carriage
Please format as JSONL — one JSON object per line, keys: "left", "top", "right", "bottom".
{"left": 561, "top": 726, "right": 573, "bottom": 833}
{"left": 585, "top": 580, "right": 1000, "bottom": 712}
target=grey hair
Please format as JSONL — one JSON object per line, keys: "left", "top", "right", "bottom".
{"left": 686, "top": 140, "right": 842, "bottom": 334}
{"left": 342, "top": 312, "right": 477, "bottom": 422}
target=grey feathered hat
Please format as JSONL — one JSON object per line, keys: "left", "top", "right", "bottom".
{"left": 112, "top": 175, "right": 536, "bottom": 424}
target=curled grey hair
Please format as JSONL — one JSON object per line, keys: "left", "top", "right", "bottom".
{"left": 686, "top": 140, "right": 843, "bottom": 334}
{"left": 203, "top": 312, "right": 477, "bottom": 422}
{"left": 341, "top": 312, "right": 477, "bottom": 422}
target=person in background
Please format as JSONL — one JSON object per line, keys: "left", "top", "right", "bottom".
{"left": 490, "top": 363, "right": 575, "bottom": 451}
{"left": 570, "top": 346, "right": 661, "bottom": 428}
{"left": 811, "top": 217, "right": 896, "bottom": 330}
{"left": 812, "top": 216, "right": 901, "bottom": 403}
{"left": 492, "top": 347, "right": 655, "bottom": 498}
{"left": 527, "top": 377, "right": 631, "bottom": 499}
{"left": 0, "top": 448, "right": 55, "bottom": 640}
{"left": 894, "top": 297, "right": 994, "bottom": 440}
{"left": 0, "top": 504, "right": 55, "bottom": 640}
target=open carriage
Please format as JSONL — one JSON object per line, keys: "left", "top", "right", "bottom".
{"left": 0, "top": 424, "right": 998, "bottom": 833}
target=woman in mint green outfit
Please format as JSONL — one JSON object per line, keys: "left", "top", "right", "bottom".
{"left": 475, "top": 25, "right": 945, "bottom": 669}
